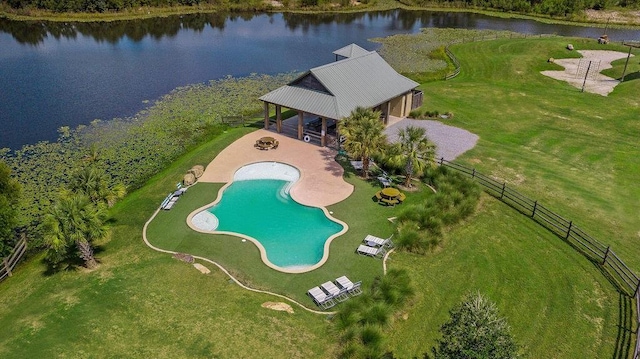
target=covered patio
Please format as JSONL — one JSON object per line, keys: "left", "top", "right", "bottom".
{"left": 259, "top": 44, "right": 423, "bottom": 147}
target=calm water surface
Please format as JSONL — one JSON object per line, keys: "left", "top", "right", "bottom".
{"left": 1, "top": 10, "right": 639, "bottom": 149}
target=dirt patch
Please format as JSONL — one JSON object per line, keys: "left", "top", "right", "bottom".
{"left": 261, "top": 302, "right": 294, "bottom": 314}
{"left": 541, "top": 50, "right": 634, "bottom": 96}
{"left": 193, "top": 263, "right": 211, "bottom": 274}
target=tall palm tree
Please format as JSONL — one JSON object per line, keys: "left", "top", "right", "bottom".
{"left": 43, "top": 194, "right": 107, "bottom": 269}
{"left": 388, "top": 126, "right": 435, "bottom": 187}
{"left": 66, "top": 166, "right": 126, "bottom": 208}
{"left": 339, "top": 107, "right": 387, "bottom": 179}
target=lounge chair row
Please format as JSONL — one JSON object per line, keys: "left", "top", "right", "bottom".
{"left": 160, "top": 188, "right": 187, "bottom": 210}
{"left": 356, "top": 234, "right": 394, "bottom": 259}
{"left": 307, "top": 275, "right": 362, "bottom": 310}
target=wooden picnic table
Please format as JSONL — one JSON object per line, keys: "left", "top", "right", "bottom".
{"left": 255, "top": 136, "right": 278, "bottom": 150}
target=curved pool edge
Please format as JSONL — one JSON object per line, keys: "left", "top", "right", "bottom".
{"left": 186, "top": 162, "right": 350, "bottom": 274}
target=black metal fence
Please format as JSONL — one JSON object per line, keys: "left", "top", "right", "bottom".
{"left": 438, "top": 158, "right": 640, "bottom": 358}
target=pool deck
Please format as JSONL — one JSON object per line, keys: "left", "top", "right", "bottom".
{"left": 199, "top": 129, "right": 354, "bottom": 207}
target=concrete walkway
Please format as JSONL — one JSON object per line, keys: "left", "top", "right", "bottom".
{"left": 199, "top": 129, "right": 354, "bottom": 207}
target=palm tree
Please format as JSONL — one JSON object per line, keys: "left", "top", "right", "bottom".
{"left": 43, "top": 194, "right": 108, "bottom": 269}
{"left": 339, "top": 107, "right": 387, "bottom": 179}
{"left": 66, "top": 166, "right": 126, "bottom": 208}
{"left": 388, "top": 126, "right": 435, "bottom": 187}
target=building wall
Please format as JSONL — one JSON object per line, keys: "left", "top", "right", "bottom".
{"left": 389, "top": 92, "right": 414, "bottom": 117}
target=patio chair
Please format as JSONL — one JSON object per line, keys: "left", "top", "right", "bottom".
{"left": 321, "top": 281, "right": 349, "bottom": 302}
{"left": 356, "top": 244, "right": 386, "bottom": 259}
{"left": 364, "top": 234, "right": 394, "bottom": 248}
{"left": 307, "top": 286, "right": 336, "bottom": 310}
{"left": 335, "top": 276, "right": 363, "bottom": 297}
{"left": 377, "top": 176, "right": 392, "bottom": 188}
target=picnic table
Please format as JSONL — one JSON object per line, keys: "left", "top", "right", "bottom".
{"left": 255, "top": 136, "right": 278, "bottom": 150}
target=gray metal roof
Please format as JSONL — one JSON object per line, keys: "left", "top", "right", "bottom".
{"left": 259, "top": 47, "right": 418, "bottom": 120}
{"left": 332, "top": 44, "right": 370, "bottom": 58}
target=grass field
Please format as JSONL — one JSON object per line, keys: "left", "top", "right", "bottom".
{"left": 0, "top": 35, "right": 638, "bottom": 358}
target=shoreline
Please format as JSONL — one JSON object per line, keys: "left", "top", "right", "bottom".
{"left": 2, "top": 4, "right": 640, "bottom": 29}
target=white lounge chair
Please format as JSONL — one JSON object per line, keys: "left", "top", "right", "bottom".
{"left": 321, "top": 281, "right": 349, "bottom": 302}
{"left": 364, "top": 234, "right": 394, "bottom": 248}
{"left": 307, "top": 286, "right": 336, "bottom": 310}
{"left": 356, "top": 244, "right": 386, "bottom": 259}
{"left": 162, "top": 196, "right": 179, "bottom": 210}
{"left": 335, "top": 276, "right": 363, "bottom": 297}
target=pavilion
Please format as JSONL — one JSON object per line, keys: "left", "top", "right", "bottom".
{"left": 259, "top": 44, "right": 423, "bottom": 147}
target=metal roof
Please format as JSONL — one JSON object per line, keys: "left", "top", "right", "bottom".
{"left": 259, "top": 46, "right": 418, "bottom": 120}
{"left": 332, "top": 44, "right": 370, "bottom": 59}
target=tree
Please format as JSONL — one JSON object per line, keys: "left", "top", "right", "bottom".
{"left": 430, "top": 292, "right": 520, "bottom": 359}
{"left": 65, "top": 166, "right": 126, "bottom": 207}
{"left": 0, "top": 161, "right": 21, "bottom": 257}
{"left": 43, "top": 194, "right": 108, "bottom": 269}
{"left": 387, "top": 126, "right": 435, "bottom": 187}
{"left": 339, "top": 107, "right": 387, "bottom": 179}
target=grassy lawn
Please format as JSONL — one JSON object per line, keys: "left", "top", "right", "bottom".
{"left": 145, "top": 159, "right": 432, "bottom": 304}
{"left": 0, "top": 35, "right": 637, "bottom": 358}
{"left": 422, "top": 36, "right": 640, "bottom": 270}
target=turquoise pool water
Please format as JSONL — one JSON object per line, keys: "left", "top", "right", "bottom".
{"left": 207, "top": 179, "right": 344, "bottom": 268}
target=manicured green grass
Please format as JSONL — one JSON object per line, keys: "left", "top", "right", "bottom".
{"left": 145, "top": 160, "right": 432, "bottom": 304}
{"left": 422, "top": 36, "right": 640, "bottom": 270}
{"left": 387, "top": 197, "right": 623, "bottom": 358}
{"left": 0, "top": 35, "right": 636, "bottom": 358}
{"left": 0, "top": 128, "right": 335, "bottom": 358}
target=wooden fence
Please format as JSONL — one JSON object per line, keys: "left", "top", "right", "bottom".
{"left": 437, "top": 158, "right": 640, "bottom": 358}
{"left": 0, "top": 236, "right": 27, "bottom": 283}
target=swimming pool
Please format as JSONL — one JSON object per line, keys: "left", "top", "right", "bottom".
{"left": 189, "top": 162, "right": 347, "bottom": 273}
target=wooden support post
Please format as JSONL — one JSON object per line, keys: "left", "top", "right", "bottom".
{"left": 531, "top": 200, "right": 538, "bottom": 218}
{"left": 581, "top": 61, "right": 592, "bottom": 92}
{"left": 500, "top": 182, "right": 506, "bottom": 199}
{"left": 3, "top": 258, "right": 11, "bottom": 277}
{"left": 565, "top": 221, "right": 573, "bottom": 239}
{"left": 297, "top": 111, "right": 304, "bottom": 140}
{"left": 603, "top": 246, "right": 610, "bottom": 266}
{"left": 384, "top": 102, "right": 391, "bottom": 125}
{"left": 471, "top": 168, "right": 476, "bottom": 178}
{"left": 276, "top": 105, "right": 282, "bottom": 133}
{"left": 263, "top": 102, "right": 269, "bottom": 130}
{"left": 321, "top": 117, "right": 326, "bottom": 147}
{"left": 621, "top": 46, "right": 632, "bottom": 82}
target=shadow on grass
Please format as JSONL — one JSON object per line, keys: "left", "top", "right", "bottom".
{"left": 40, "top": 244, "right": 106, "bottom": 277}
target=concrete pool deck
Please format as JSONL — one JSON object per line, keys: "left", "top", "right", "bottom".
{"left": 199, "top": 129, "right": 354, "bottom": 207}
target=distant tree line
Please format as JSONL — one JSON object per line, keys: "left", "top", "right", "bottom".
{"left": 404, "top": 0, "right": 639, "bottom": 17}
{"left": 0, "top": 0, "right": 367, "bottom": 13}
{"left": 3, "top": 0, "right": 266, "bottom": 13}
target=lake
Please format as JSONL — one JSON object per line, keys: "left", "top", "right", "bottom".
{"left": 1, "top": 10, "right": 638, "bottom": 150}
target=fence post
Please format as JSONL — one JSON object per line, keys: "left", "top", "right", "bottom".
{"left": 439, "top": 157, "right": 444, "bottom": 166}
{"left": 472, "top": 168, "right": 476, "bottom": 178}
{"left": 565, "top": 221, "right": 573, "bottom": 239}
{"left": 3, "top": 258, "right": 11, "bottom": 277}
{"left": 531, "top": 200, "right": 537, "bottom": 218}
{"left": 602, "top": 246, "right": 610, "bottom": 265}
{"left": 500, "top": 182, "right": 506, "bottom": 199}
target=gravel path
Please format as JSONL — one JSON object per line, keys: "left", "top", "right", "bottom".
{"left": 384, "top": 119, "right": 479, "bottom": 161}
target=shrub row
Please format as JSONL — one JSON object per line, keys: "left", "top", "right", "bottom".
{"left": 394, "top": 166, "right": 482, "bottom": 254}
